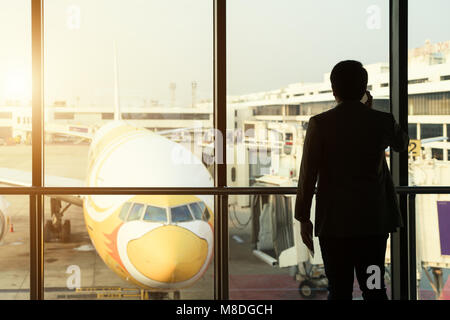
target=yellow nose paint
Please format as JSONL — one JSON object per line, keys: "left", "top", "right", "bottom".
{"left": 127, "top": 225, "right": 208, "bottom": 283}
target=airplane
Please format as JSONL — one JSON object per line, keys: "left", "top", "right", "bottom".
{"left": 0, "top": 44, "right": 215, "bottom": 298}
{"left": 0, "top": 120, "right": 215, "bottom": 296}
{"left": 81, "top": 120, "right": 215, "bottom": 291}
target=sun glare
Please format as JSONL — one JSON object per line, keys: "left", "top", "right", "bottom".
{"left": 4, "top": 70, "right": 31, "bottom": 100}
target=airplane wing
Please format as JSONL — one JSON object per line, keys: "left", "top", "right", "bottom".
{"left": 385, "top": 136, "right": 449, "bottom": 154}
{"left": 157, "top": 126, "right": 207, "bottom": 136}
{"left": 18, "top": 123, "right": 94, "bottom": 141}
{"left": 420, "top": 136, "right": 448, "bottom": 144}
{"left": 0, "top": 167, "right": 84, "bottom": 207}
{"left": 45, "top": 126, "right": 93, "bottom": 141}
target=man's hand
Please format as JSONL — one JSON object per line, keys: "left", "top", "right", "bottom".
{"left": 300, "top": 220, "right": 314, "bottom": 255}
{"left": 364, "top": 90, "right": 373, "bottom": 108}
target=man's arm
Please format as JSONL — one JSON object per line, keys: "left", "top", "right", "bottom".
{"left": 295, "top": 117, "right": 321, "bottom": 223}
{"left": 387, "top": 113, "right": 409, "bottom": 152}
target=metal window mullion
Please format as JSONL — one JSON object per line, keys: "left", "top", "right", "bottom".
{"left": 389, "top": 0, "right": 409, "bottom": 301}
{"left": 213, "top": 0, "right": 228, "bottom": 300}
{"left": 4, "top": 186, "right": 450, "bottom": 196}
{"left": 408, "top": 194, "right": 417, "bottom": 300}
{"left": 31, "top": 0, "right": 44, "bottom": 301}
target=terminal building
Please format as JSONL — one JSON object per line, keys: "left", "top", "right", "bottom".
{"left": 1, "top": 40, "right": 448, "bottom": 152}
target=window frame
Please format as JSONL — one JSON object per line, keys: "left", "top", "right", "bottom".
{"left": 13, "top": 0, "right": 414, "bottom": 301}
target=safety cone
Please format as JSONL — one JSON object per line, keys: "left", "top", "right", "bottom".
{"left": 9, "top": 224, "right": 14, "bottom": 233}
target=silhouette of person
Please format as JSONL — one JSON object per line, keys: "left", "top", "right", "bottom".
{"left": 294, "top": 60, "right": 409, "bottom": 300}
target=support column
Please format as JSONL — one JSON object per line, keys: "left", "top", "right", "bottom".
{"left": 31, "top": 0, "right": 44, "bottom": 300}
{"left": 390, "top": 0, "right": 410, "bottom": 300}
{"left": 213, "top": 0, "right": 228, "bottom": 300}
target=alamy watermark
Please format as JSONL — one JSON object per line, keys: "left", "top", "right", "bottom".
{"left": 366, "top": 4, "right": 381, "bottom": 30}
{"left": 66, "top": 265, "right": 81, "bottom": 290}
{"left": 67, "top": 5, "right": 81, "bottom": 30}
{"left": 366, "top": 265, "right": 382, "bottom": 290}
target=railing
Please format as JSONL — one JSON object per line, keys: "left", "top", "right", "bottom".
{"left": 0, "top": 185, "right": 449, "bottom": 195}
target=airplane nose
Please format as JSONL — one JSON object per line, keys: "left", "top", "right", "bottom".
{"left": 126, "top": 225, "right": 208, "bottom": 283}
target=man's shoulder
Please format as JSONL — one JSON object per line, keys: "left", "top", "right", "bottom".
{"left": 309, "top": 106, "right": 393, "bottom": 129}
{"left": 366, "top": 107, "right": 391, "bottom": 117}
{"left": 365, "top": 108, "right": 393, "bottom": 123}
{"left": 310, "top": 108, "right": 337, "bottom": 122}
{"left": 309, "top": 103, "right": 393, "bottom": 116}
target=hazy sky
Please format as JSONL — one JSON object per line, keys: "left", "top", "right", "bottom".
{"left": 0, "top": 0, "right": 448, "bottom": 108}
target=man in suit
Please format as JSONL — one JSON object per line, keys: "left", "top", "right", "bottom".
{"left": 294, "top": 60, "right": 409, "bottom": 300}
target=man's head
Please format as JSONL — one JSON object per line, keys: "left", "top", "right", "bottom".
{"left": 330, "top": 60, "right": 368, "bottom": 102}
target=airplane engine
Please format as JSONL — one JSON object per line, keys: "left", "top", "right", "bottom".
{"left": 0, "top": 196, "right": 10, "bottom": 242}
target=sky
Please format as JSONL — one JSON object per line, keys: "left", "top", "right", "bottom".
{"left": 0, "top": 0, "right": 448, "bottom": 108}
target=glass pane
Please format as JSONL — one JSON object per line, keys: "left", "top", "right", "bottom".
{"left": 227, "top": 0, "right": 390, "bottom": 188}
{"left": 198, "top": 201, "right": 210, "bottom": 221}
{"left": 44, "top": 0, "right": 214, "bottom": 187}
{"left": 229, "top": 194, "right": 392, "bottom": 300}
{"left": 408, "top": 0, "right": 450, "bottom": 166}
{"left": 171, "top": 205, "right": 193, "bottom": 223}
{"left": 0, "top": 0, "right": 31, "bottom": 300}
{"left": 143, "top": 205, "right": 167, "bottom": 223}
{"left": 0, "top": 1, "right": 32, "bottom": 183}
{"left": 118, "top": 202, "right": 131, "bottom": 221}
{"left": 189, "top": 202, "right": 204, "bottom": 220}
{"left": 413, "top": 196, "right": 450, "bottom": 300}
{"left": 0, "top": 195, "right": 29, "bottom": 300}
{"left": 127, "top": 203, "right": 144, "bottom": 222}
{"left": 408, "top": 0, "right": 450, "bottom": 300}
{"left": 44, "top": 194, "right": 214, "bottom": 300}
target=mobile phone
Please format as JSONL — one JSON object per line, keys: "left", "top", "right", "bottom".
{"left": 361, "top": 92, "right": 368, "bottom": 104}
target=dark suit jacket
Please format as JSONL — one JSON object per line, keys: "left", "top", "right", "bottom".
{"left": 294, "top": 101, "right": 409, "bottom": 237}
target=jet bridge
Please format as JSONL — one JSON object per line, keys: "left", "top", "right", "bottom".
{"left": 250, "top": 174, "right": 327, "bottom": 299}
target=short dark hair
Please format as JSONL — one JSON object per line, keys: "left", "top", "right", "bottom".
{"left": 330, "top": 60, "right": 368, "bottom": 100}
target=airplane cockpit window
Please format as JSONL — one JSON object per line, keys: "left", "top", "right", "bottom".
{"left": 197, "top": 201, "right": 210, "bottom": 221}
{"left": 127, "top": 203, "right": 145, "bottom": 221}
{"left": 170, "top": 205, "right": 194, "bottom": 223}
{"left": 143, "top": 205, "right": 167, "bottom": 223}
{"left": 188, "top": 202, "right": 204, "bottom": 220}
{"left": 119, "top": 202, "right": 132, "bottom": 221}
